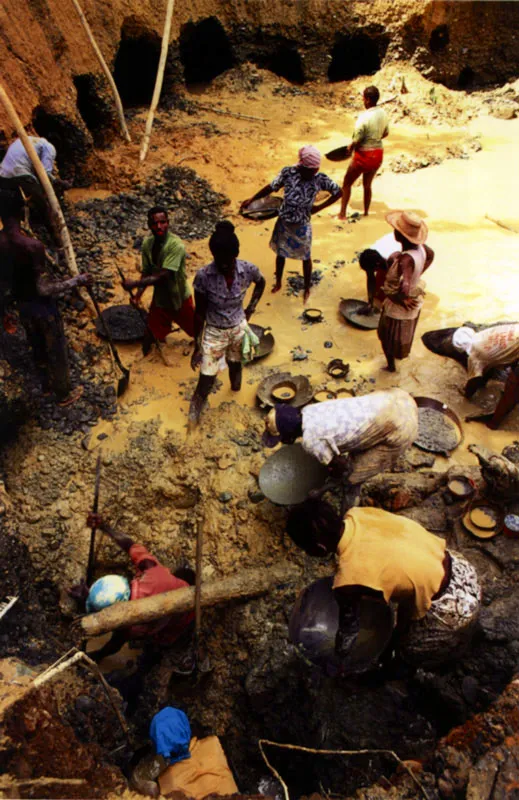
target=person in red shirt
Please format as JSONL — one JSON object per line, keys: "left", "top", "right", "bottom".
{"left": 82, "top": 513, "right": 195, "bottom": 664}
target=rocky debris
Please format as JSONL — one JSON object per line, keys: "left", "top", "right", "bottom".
{"left": 468, "top": 443, "right": 519, "bottom": 499}
{"left": 291, "top": 345, "right": 309, "bottom": 361}
{"left": 286, "top": 269, "right": 323, "bottom": 297}
{"left": 389, "top": 138, "right": 482, "bottom": 174}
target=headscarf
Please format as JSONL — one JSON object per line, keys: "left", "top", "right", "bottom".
{"left": 86, "top": 574, "right": 130, "bottom": 613}
{"left": 452, "top": 326, "right": 476, "bottom": 354}
{"left": 262, "top": 405, "right": 302, "bottom": 447}
{"left": 150, "top": 707, "right": 192, "bottom": 765}
{"left": 298, "top": 145, "right": 321, "bottom": 170}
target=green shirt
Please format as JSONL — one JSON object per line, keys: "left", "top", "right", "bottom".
{"left": 141, "top": 232, "right": 191, "bottom": 311}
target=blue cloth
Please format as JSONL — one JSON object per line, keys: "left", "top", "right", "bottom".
{"left": 150, "top": 707, "right": 191, "bottom": 765}
{"left": 86, "top": 574, "right": 130, "bottom": 613}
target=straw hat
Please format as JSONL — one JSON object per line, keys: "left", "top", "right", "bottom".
{"left": 385, "top": 210, "right": 428, "bottom": 244}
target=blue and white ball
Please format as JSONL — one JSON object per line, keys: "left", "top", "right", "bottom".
{"left": 86, "top": 574, "right": 131, "bottom": 612}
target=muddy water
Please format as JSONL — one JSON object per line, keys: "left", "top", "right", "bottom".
{"left": 89, "top": 68, "right": 519, "bottom": 470}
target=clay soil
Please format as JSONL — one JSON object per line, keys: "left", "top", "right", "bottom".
{"left": 2, "top": 62, "right": 519, "bottom": 798}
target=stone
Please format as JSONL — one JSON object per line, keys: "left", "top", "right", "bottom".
{"left": 219, "top": 491, "right": 233, "bottom": 503}
{"left": 248, "top": 489, "right": 265, "bottom": 504}
{"left": 491, "top": 105, "right": 517, "bottom": 120}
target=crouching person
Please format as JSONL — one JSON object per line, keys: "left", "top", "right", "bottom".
{"left": 287, "top": 501, "right": 481, "bottom": 668}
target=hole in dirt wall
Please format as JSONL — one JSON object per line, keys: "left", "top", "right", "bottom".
{"left": 328, "top": 33, "right": 386, "bottom": 82}
{"left": 114, "top": 33, "right": 161, "bottom": 106}
{"left": 180, "top": 17, "right": 236, "bottom": 84}
{"left": 429, "top": 24, "right": 450, "bottom": 53}
{"left": 73, "top": 75, "right": 116, "bottom": 147}
{"left": 458, "top": 66, "right": 476, "bottom": 89}
{"left": 256, "top": 45, "right": 305, "bottom": 84}
{"left": 31, "top": 106, "right": 90, "bottom": 183}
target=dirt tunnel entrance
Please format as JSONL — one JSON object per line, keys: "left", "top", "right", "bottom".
{"left": 113, "top": 31, "right": 161, "bottom": 106}
{"left": 73, "top": 75, "right": 116, "bottom": 148}
{"left": 327, "top": 33, "right": 387, "bottom": 82}
{"left": 179, "top": 17, "right": 236, "bottom": 85}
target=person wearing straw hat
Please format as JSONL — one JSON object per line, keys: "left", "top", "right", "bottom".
{"left": 377, "top": 210, "right": 434, "bottom": 372}
{"left": 240, "top": 146, "right": 342, "bottom": 303}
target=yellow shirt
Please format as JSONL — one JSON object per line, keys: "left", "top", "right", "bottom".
{"left": 158, "top": 736, "right": 238, "bottom": 799}
{"left": 333, "top": 507, "right": 446, "bottom": 620}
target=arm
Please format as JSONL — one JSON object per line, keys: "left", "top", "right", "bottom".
{"left": 422, "top": 244, "right": 435, "bottom": 273}
{"left": 87, "top": 512, "right": 134, "bottom": 553}
{"left": 191, "top": 289, "right": 208, "bottom": 370}
{"left": 387, "top": 253, "right": 419, "bottom": 310}
{"left": 241, "top": 182, "right": 276, "bottom": 210}
{"left": 366, "top": 270, "right": 377, "bottom": 306}
{"left": 311, "top": 188, "right": 342, "bottom": 215}
{"left": 334, "top": 587, "right": 363, "bottom": 656}
{"left": 123, "top": 267, "right": 170, "bottom": 292}
{"left": 245, "top": 274, "right": 266, "bottom": 320}
{"left": 34, "top": 244, "right": 92, "bottom": 296}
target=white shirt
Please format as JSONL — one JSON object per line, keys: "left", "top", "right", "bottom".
{"left": 0, "top": 137, "right": 56, "bottom": 179}
{"left": 372, "top": 232, "right": 401, "bottom": 260}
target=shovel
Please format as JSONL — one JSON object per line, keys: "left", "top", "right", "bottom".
{"left": 88, "top": 288, "right": 130, "bottom": 396}
{"left": 86, "top": 455, "right": 102, "bottom": 586}
{"left": 115, "top": 265, "right": 168, "bottom": 366}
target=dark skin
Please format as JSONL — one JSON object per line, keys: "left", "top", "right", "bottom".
{"left": 465, "top": 362, "right": 519, "bottom": 429}
{"left": 381, "top": 232, "right": 434, "bottom": 372}
{"left": 122, "top": 211, "right": 171, "bottom": 301}
{"left": 241, "top": 166, "right": 342, "bottom": 303}
{"left": 338, "top": 90, "right": 389, "bottom": 219}
{"left": 188, "top": 253, "right": 265, "bottom": 424}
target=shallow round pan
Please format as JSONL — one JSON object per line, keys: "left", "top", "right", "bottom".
{"left": 413, "top": 396, "right": 463, "bottom": 456}
{"left": 95, "top": 304, "right": 146, "bottom": 342}
{"left": 325, "top": 146, "right": 351, "bottom": 162}
{"left": 240, "top": 196, "right": 282, "bottom": 221}
{"left": 339, "top": 298, "right": 380, "bottom": 330}
{"left": 257, "top": 372, "right": 313, "bottom": 409}
{"left": 462, "top": 501, "right": 503, "bottom": 540}
{"left": 289, "top": 576, "right": 395, "bottom": 674}
{"left": 259, "top": 444, "right": 328, "bottom": 506}
{"left": 248, "top": 324, "right": 274, "bottom": 363}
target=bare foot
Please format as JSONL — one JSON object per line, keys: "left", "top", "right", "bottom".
{"left": 337, "top": 213, "right": 346, "bottom": 220}
{"left": 271, "top": 282, "right": 282, "bottom": 294}
{"left": 381, "top": 365, "right": 397, "bottom": 373}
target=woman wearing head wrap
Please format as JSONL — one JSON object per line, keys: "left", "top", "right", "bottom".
{"left": 189, "top": 221, "right": 265, "bottom": 424}
{"left": 377, "top": 210, "right": 434, "bottom": 371}
{"left": 241, "top": 146, "right": 342, "bottom": 303}
{"left": 452, "top": 323, "right": 519, "bottom": 428}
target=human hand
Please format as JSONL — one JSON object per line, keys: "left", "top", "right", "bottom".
{"left": 123, "top": 278, "right": 137, "bottom": 291}
{"left": 87, "top": 512, "right": 105, "bottom": 529}
{"left": 402, "top": 297, "right": 419, "bottom": 311}
{"left": 68, "top": 579, "right": 89, "bottom": 601}
{"left": 245, "top": 305, "right": 255, "bottom": 321}
{"left": 76, "top": 273, "right": 94, "bottom": 288}
{"left": 191, "top": 349, "right": 202, "bottom": 371}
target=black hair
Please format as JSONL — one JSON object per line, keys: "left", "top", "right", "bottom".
{"left": 0, "top": 187, "right": 24, "bottom": 222}
{"left": 286, "top": 499, "right": 343, "bottom": 558}
{"left": 209, "top": 220, "right": 239, "bottom": 261}
{"left": 364, "top": 85, "right": 380, "bottom": 105}
{"left": 147, "top": 205, "right": 168, "bottom": 222}
{"left": 359, "top": 248, "right": 386, "bottom": 273}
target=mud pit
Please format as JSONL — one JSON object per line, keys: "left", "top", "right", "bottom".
{"left": 2, "top": 26, "right": 519, "bottom": 800}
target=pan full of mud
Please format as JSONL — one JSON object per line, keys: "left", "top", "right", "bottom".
{"left": 240, "top": 196, "right": 282, "bottom": 221}
{"left": 257, "top": 372, "right": 313, "bottom": 409}
{"left": 413, "top": 397, "right": 463, "bottom": 456}
{"left": 247, "top": 324, "right": 275, "bottom": 363}
{"left": 339, "top": 299, "right": 381, "bottom": 331}
{"left": 289, "top": 576, "right": 395, "bottom": 674}
{"left": 259, "top": 443, "right": 328, "bottom": 506}
{"left": 95, "top": 304, "right": 147, "bottom": 342}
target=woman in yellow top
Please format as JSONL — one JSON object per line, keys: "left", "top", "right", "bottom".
{"left": 287, "top": 501, "right": 481, "bottom": 667}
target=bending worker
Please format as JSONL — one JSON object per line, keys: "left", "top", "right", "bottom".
{"left": 452, "top": 322, "right": 519, "bottom": 429}
{"left": 123, "top": 206, "right": 195, "bottom": 356}
{"left": 287, "top": 501, "right": 481, "bottom": 667}
{"left": 358, "top": 229, "right": 402, "bottom": 313}
{"left": 262, "top": 388, "right": 418, "bottom": 497}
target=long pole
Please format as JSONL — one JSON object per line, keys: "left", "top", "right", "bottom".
{"left": 139, "top": 0, "right": 174, "bottom": 163}
{"left": 193, "top": 513, "right": 204, "bottom": 665}
{"left": 0, "top": 81, "right": 94, "bottom": 314}
{"left": 69, "top": 0, "right": 131, "bottom": 143}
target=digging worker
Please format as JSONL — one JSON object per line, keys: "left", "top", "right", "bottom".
{"left": 0, "top": 135, "right": 57, "bottom": 197}
{"left": 338, "top": 86, "right": 389, "bottom": 220}
{"left": 358, "top": 230, "right": 402, "bottom": 313}
{"left": 0, "top": 188, "right": 91, "bottom": 405}
{"left": 189, "top": 221, "right": 265, "bottom": 425}
{"left": 240, "top": 146, "right": 341, "bottom": 303}
{"left": 377, "top": 210, "right": 434, "bottom": 372}
{"left": 262, "top": 388, "right": 418, "bottom": 502}
{"left": 79, "top": 512, "right": 195, "bottom": 665}
{"left": 452, "top": 323, "right": 519, "bottom": 429}
{"left": 122, "top": 206, "right": 195, "bottom": 355}
{"left": 287, "top": 501, "right": 481, "bottom": 668}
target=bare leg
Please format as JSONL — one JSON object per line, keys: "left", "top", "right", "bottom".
{"left": 228, "top": 360, "right": 242, "bottom": 391}
{"left": 272, "top": 256, "right": 285, "bottom": 293}
{"left": 302, "top": 258, "right": 312, "bottom": 304}
{"left": 362, "top": 169, "right": 377, "bottom": 216}
{"left": 338, "top": 163, "right": 362, "bottom": 219}
{"left": 188, "top": 373, "right": 216, "bottom": 424}
{"left": 381, "top": 341, "right": 396, "bottom": 372}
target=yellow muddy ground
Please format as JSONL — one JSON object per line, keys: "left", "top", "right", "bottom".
{"left": 82, "top": 64, "right": 519, "bottom": 471}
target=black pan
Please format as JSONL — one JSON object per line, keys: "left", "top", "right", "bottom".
{"left": 240, "top": 196, "right": 282, "bottom": 221}
{"left": 257, "top": 372, "right": 313, "bottom": 409}
{"left": 289, "top": 576, "right": 395, "bottom": 674}
{"left": 413, "top": 396, "right": 463, "bottom": 456}
{"left": 248, "top": 324, "right": 275, "bottom": 363}
{"left": 339, "top": 298, "right": 380, "bottom": 331}
{"left": 259, "top": 444, "right": 328, "bottom": 506}
{"left": 325, "top": 146, "right": 351, "bottom": 163}
{"left": 95, "top": 304, "right": 146, "bottom": 343}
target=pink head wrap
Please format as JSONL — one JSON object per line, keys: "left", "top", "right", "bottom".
{"left": 298, "top": 145, "right": 321, "bottom": 170}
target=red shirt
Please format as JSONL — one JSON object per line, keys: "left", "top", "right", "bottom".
{"left": 127, "top": 544, "right": 194, "bottom": 643}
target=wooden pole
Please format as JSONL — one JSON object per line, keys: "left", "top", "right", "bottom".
{"left": 80, "top": 562, "right": 301, "bottom": 637}
{"left": 193, "top": 514, "right": 204, "bottom": 664}
{"left": 139, "top": 0, "right": 174, "bottom": 163}
{"left": 0, "top": 82, "right": 95, "bottom": 314}
{"left": 69, "top": 0, "right": 131, "bottom": 143}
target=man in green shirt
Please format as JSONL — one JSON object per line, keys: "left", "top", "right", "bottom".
{"left": 123, "top": 206, "right": 195, "bottom": 355}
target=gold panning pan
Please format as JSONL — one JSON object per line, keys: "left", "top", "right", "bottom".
{"left": 259, "top": 444, "right": 328, "bottom": 506}
{"left": 257, "top": 372, "right": 313, "bottom": 409}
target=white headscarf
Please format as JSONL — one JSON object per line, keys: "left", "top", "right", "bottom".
{"left": 452, "top": 326, "right": 476, "bottom": 354}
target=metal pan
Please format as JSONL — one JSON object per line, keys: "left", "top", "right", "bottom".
{"left": 259, "top": 444, "right": 328, "bottom": 506}
{"left": 413, "top": 396, "right": 463, "bottom": 456}
{"left": 95, "top": 304, "right": 147, "bottom": 342}
{"left": 289, "top": 576, "right": 395, "bottom": 674}
{"left": 339, "top": 298, "right": 380, "bottom": 331}
{"left": 248, "top": 324, "right": 274, "bottom": 363}
{"left": 325, "top": 146, "right": 351, "bottom": 163}
{"left": 240, "top": 196, "right": 282, "bottom": 221}
{"left": 462, "top": 501, "right": 503, "bottom": 540}
{"left": 257, "top": 372, "right": 313, "bottom": 409}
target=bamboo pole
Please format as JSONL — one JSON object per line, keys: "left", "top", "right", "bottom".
{"left": 0, "top": 82, "right": 95, "bottom": 314}
{"left": 80, "top": 562, "right": 300, "bottom": 637}
{"left": 69, "top": 0, "right": 131, "bottom": 143}
{"left": 139, "top": 0, "right": 174, "bottom": 163}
